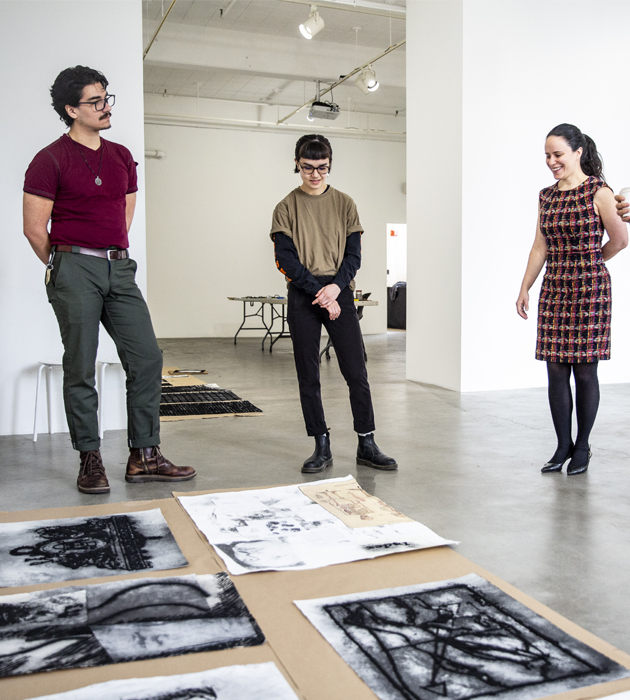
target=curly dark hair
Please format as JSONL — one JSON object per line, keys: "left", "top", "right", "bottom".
{"left": 547, "top": 123, "right": 604, "bottom": 180}
{"left": 50, "top": 66, "right": 109, "bottom": 127}
{"left": 294, "top": 134, "right": 333, "bottom": 173}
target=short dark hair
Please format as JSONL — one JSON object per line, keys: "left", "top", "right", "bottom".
{"left": 294, "top": 134, "right": 333, "bottom": 173}
{"left": 50, "top": 66, "right": 109, "bottom": 127}
{"left": 547, "top": 123, "right": 604, "bottom": 180}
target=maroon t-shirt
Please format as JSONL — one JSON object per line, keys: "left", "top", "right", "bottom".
{"left": 23, "top": 134, "right": 138, "bottom": 249}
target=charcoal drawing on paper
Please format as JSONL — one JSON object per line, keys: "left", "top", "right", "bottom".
{"left": 0, "top": 572, "right": 264, "bottom": 678}
{"left": 296, "top": 573, "right": 629, "bottom": 700}
{"left": 178, "top": 476, "right": 456, "bottom": 575}
{"left": 27, "top": 662, "right": 299, "bottom": 700}
{"left": 0, "top": 509, "right": 187, "bottom": 586}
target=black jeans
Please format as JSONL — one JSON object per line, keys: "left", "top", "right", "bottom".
{"left": 287, "top": 281, "right": 375, "bottom": 436}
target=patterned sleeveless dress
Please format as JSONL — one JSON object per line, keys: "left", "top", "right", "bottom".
{"left": 536, "top": 176, "right": 611, "bottom": 363}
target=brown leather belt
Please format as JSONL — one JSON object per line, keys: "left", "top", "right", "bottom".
{"left": 55, "top": 245, "right": 129, "bottom": 260}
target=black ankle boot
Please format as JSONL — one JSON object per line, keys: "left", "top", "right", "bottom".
{"left": 357, "top": 433, "right": 398, "bottom": 471}
{"left": 302, "top": 433, "right": 333, "bottom": 474}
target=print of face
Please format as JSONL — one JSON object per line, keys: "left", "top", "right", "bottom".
{"left": 230, "top": 540, "right": 305, "bottom": 569}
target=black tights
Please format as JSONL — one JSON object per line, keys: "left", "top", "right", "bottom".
{"left": 547, "top": 361, "right": 599, "bottom": 463}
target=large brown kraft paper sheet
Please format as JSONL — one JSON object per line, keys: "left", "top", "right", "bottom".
{"left": 0, "top": 498, "right": 301, "bottom": 700}
{"left": 2, "top": 485, "right": 630, "bottom": 700}
{"left": 174, "top": 485, "right": 630, "bottom": 700}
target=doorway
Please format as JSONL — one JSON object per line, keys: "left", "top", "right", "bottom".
{"left": 386, "top": 223, "right": 407, "bottom": 330}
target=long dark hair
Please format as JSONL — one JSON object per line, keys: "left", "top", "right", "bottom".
{"left": 547, "top": 123, "right": 604, "bottom": 180}
{"left": 294, "top": 134, "right": 333, "bottom": 173}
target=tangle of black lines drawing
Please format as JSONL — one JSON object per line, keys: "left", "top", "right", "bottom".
{"left": 318, "top": 579, "right": 627, "bottom": 700}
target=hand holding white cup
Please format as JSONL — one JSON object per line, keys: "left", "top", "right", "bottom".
{"left": 616, "top": 187, "right": 630, "bottom": 222}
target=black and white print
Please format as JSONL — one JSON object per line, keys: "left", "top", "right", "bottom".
{"left": 27, "top": 662, "right": 299, "bottom": 700}
{"left": 179, "top": 476, "right": 456, "bottom": 575}
{"left": 0, "top": 573, "right": 264, "bottom": 677}
{"left": 295, "top": 573, "right": 630, "bottom": 700}
{"left": 0, "top": 509, "right": 187, "bottom": 586}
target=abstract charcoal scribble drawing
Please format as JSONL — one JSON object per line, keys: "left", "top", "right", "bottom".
{"left": 296, "top": 574, "right": 629, "bottom": 700}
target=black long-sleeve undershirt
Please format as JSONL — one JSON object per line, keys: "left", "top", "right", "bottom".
{"left": 272, "top": 230, "right": 362, "bottom": 296}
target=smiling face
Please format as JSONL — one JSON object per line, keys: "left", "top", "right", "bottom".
{"left": 545, "top": 135, "right": 582, "bottom": 181}
{"left": 66, "top": 83, "right": 112, "bottom": 133}
{"left": 296, "top": 157, "right": 330, "bottom": 195}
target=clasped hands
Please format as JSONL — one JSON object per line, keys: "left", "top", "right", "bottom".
{"left": 313, "top": 283, "right": 341, "bottom": 320}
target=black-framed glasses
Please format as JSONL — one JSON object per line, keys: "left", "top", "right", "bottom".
{"left": 299, "top": 162, "right": 329, "bottom": 174}
{"left": 77, "top": 94, "right": 116, "bottom": 111}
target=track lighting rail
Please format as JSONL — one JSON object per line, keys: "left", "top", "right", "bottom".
{"left": 276, "top": 38, "right": 405, "bottom": 125}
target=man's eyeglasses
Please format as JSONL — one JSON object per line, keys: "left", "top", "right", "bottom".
{"left": 299, "top": 162, "right": 329, "bottom": 174}
{"left": 78, "top": 94, "right": 116, "bottom": 111}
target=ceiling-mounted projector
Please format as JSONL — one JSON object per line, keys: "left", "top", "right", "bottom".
{"left": 307, "top": 100, "right": 341, "bottom": 121}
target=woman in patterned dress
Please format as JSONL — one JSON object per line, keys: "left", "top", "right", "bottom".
{"left": 516, "top": 124, "right": 627, "bottom": 475}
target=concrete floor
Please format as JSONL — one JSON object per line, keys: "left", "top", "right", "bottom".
{"left": 2, "top": 332, "right": 630, "bottom": 654}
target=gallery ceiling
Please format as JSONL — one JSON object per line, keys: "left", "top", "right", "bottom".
{"left": 142, "top": 0, "right": 406, "bottom": 117}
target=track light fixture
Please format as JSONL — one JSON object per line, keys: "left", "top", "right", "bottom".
{"left": 354, "top": 65, "right": 379, "bottom": 95}
{"left": 299, "top": 5, "right": 325, "bottom": 40}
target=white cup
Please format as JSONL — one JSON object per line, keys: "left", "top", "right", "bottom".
{"left": 619, "top": 188, "right": 630, "bottom": 218}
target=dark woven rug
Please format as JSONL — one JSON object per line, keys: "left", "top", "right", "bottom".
{"left": 159, "top": 384, "right": 262, "bottom": 420}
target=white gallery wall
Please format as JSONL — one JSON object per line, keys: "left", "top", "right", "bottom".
{"left": 407, "top": 0, "right": 630, "bottom": 392}
{"left": 0, "top": 1, "right": 146, "bottom": 436}
{"left": 144, "top": 95, "right": 406, "bottom": 338}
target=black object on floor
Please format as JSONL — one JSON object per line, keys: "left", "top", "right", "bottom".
{"left": 161, "top": 390, "right": 240, "bottom": 403}
{"left": 387, "top": 282, "right": 406, "bottom": 329}
{"left": 160, "top": 384, "right": 262, "bottom": 418}
{"left": 160, "top": 401, "right": 262, "bottom": 417}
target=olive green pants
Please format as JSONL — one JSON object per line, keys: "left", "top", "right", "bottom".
{"left": 46, "top": 251, "right": 162, "bottom": 452}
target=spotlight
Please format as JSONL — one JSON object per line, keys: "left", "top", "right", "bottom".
{"left": 354, "top": 65, "right": 379, "bottom": 95}
{"left": 299, "top": 5, "right": 325, "bottom": 40}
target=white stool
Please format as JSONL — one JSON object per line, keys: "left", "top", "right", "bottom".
{"left": 33, "top": 361, "right": 63, "bottom": 442}
{"left": 96, "top": 360, "right": 122, "bottom": 439}
{"left": 33, "top": 360, "right": 122, "bottom": 442}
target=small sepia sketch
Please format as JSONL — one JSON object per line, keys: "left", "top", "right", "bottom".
{"left": 0, "top": 509, "right": 188, "bottom": 586}
{"left": 295, "top": 573, "right": 630, "bottom": 700}
{"left": 179, "top": 476, "right": 455, "bottom": 575}
{"left": 26, "top": 662, "right": 299, "bottom": 700}
{"left": 300, "top": 477, "right": 414, "bottom": 528}
{"left": 0, "top": 572, "right": 264, "bottom": 678}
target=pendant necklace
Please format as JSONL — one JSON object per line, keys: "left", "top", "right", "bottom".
{"left": 69, "top": 136, "right": 104, "bottom": 186}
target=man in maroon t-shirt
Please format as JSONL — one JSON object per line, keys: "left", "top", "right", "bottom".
{"left": 23, "top": 65, "right": 196, "bottom": 494}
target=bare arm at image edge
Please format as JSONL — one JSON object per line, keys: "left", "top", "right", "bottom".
{"left": 23, "top": 193, "right": 53, "bottom": 264}
{"left": 516, "top": 204, "right": 548, "bottom": 320}
{"left": 596, "top": 187, "right": 628, "bottom": 261}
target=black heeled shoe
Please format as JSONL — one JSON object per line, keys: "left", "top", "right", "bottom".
{"left": 567, "top": 445, "right": 591, "bottom": 476}
{"left": 541, "top": 443, "right": 574, "bottom": 473}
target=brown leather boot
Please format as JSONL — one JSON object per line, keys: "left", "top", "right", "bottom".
{"left": 125, "top": 447, "right": 196, "bottom": 483}
{"left": 77, "top": 450, "right": 110, "bottom": 494}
